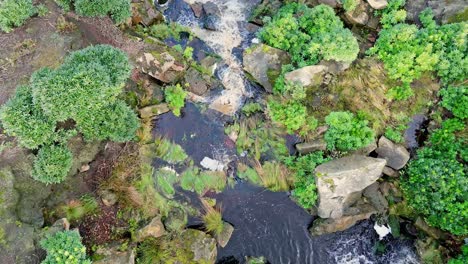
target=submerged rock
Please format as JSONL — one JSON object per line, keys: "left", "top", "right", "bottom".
{"left": 243, "top": 44, "right": 291, "bottom": 93}
{"left": 376, "top": 136, "right": 410, "bottom": 170}
{"left": 284, "top": 65, "right": 328, "bottom": 87}
{"left": 315, "top": 155, "right": 386, "bottom": 219}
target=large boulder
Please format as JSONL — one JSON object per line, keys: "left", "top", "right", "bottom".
{"left": 375, "top": 136, "right": 410, "bottom": 170}
{"left": 137, "top": 52, "right": 185, "bottom": 83}
{"left": 406, "top": 0, "right": 467, "bottom": 24}
{"left": 315, "top": 155, "right": 386, "bottom": 219}
{"left": 284, "top": 65, "right": 328, "bottom": 87}
{"left": 131, "top": 0, "right": 164, "bottom": 26}
{"left": 243, "top": 44, "right": 291, "bottom": 93}
{"left": 363, "top": 182, "right": 388, "bottom": 212}
{"left": 139, "top": 103, "right": 170, "bottom": 119}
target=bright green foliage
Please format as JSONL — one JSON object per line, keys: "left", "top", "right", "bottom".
{"left": 440, "top": 86, "right": 468, "bottom": 119}
{"left": 165, "top": 84, "right": 187, "bottom": 117}
{"left": 154, "top": 168, "right": 178, "bottom": 198}
{"left": 202, "top": 203, "right": 223, "bottom": 236}
{"left": 341, "top": 0, "right": 359, "bottom": 12}
{"left": 386, "top": 84, "right": 414, "bottom": 101}
{"left": 61, "top": 194, "right": 98, "bottom": 221}
{"left": 40, "top": 230, "right": 90, "bottom": 264}
{"left": 241, "top": 102, "right": 262, "bottom": 116}
{"left": 36, "top": 4, "right": 49, "bottom": 17}
{"left": 55, "top": 0, "right": 72, "bottom": 12}
{"left": 0, "top": 0, "right": 35, "bottom": 33}
{"left": 154, "top": 137, "right": 188, "bottom": 164}
{"left": 74, "top": 0, "right": 131, "bottom": 24}
{"left": 256, "top": 161, "right": 290, "bottom": 192}
{"left": 32, "top": 144, "right": 73, "bottom": 184}
{"left": 237, "top": 163, "right": 262, "bottom": 185}
{"left": 181, "top": 167, "right": 227, "bottom": 195}
{"left": 402, "top": 158, "right": 467, "bottom": 235}
{"left": 260, "top": 3, "right": 359, "bottom": 67}
{"left": 377, "top": 0, "right": 407, "bottom": 29}
{"left": 284, "top": 152, "right": 331, "bottom": 208}
{"left": 449, "top": 245, "right": 468, "bottom": 264}
{"left": 0, "top": 86, "right": 56, "bottom": 149}
{"left": 384, "top": 124, "right": 407, "bottom": 143}
{"left": 140, "top": 22, "right": 192, "bottom": 41}
{"left": 324, "top": 111, "right": 375, "bottom": 151}
{"left": 268, "top": 100, "right": 307, "bottom": 132}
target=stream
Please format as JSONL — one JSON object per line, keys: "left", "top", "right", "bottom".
{"left": 153, "top": 0, "right": 421, "bottom": 263}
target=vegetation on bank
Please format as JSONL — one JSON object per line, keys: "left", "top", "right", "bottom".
{"left": 0, "top": 45, "right": 139, "bottom": 184}
{"left": 56, "top": 0, "right": 131, "bottom": 23}
{"left": 0, "top": 0, "right": 36, "bottom": 33}
{"left": 40, "top": 230, "right": 91, "bottom": 264}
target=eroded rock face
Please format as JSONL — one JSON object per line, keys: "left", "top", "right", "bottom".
{"left": 243, "top": 44, "right": 291, "bottom": 93}
{"left": 376, "top": 136, "right": 410, "bottom": 170}
{"left": 185, "top": 67, "right": 211, "bottom": 96}
{"left": 202, "top": 2, "right": 222, "bottom": 31}
{"left": 284, "top": 65, "right": 328, "bottom": 87}
{"left": 315, "top": 155, "right": 386, "bottom": 219}
{"left": 137, "top": 52, "right": 185, "bottom": 83}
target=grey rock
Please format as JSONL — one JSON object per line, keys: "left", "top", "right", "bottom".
{"left": 376, "top": 136, "right": 410, "bottom": 170}
{"left": 137, "top": 52, "right": 185, "bottom": 83}
{"left": 350, "top": 141, "right": 377, "bottom": 156}
{"left": 214, "top": 222, "right": 234, "bottom": 248}
{"left": 186, "top": 229, "right": 217, "bottom": 262}
{"left": 318, "top": 0, "right": 339, "bottom": 8}
{"left": 363, "top": 182, "right": 388, "bottom": 212}
{"left": 95, "top": 245, "right": 136, "bottom": 264}
{"left": 243, "top": 44, "right": 291, "bottom": 93}
{"left": 185, "top": 68, "right": 211, "bottom": 96}
{"left": 414, "top": 217, "right": 447, "bottom": 240}
{"left": 319, "top": 60, "right": 351, "bottom": 74}
{"left": 132, "top": 0, "right": 164, "bottom": 26}
{"left": 191, "top": 2, "right": 203, "bottom": 18}
{"left": 136, "top": 216, "right": 166, "bottom": 241}
{"left": 406, "top": 0, "right": 467, "bottom": 24}
{"left": 366, "top": 0, "right": 388, "bottom": 10}
{"left": 295, "top": 140, "right": 327, "bottom": 155}
{"left": 284, "top": 65, "right": 328, "bottom": 87}
{"left": 315, "top": 155, "right": 386, "bottom": 219}
{"left": 202, "top": 2, "right": 221, "bottom": 31}
{"left": 99, "top": 189, "right": 118, "bottom": 207}
{"left": 344, "top": 0, "right": 370, "bottom": 26}
{"left": 163, "top": 207, "right": 187, "bottom": 232}
{"left": 139, "top": 103, "right": 170, "bottom": 119}
{"left": 383, "top": 166, "right": 399, "bottom": 178}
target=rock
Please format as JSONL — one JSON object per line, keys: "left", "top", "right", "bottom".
{"left": 243, "top": 44, "right": 291, "bottom": 93}
{"left": 310, "top": 203, "right": 376, "bottom": 235}
{"left": 295, "top": 140, "right": 327, "bottom": 155}
{"left": 376, "top": 136, "right": 410, "bottom": 170}
{"left": 315, "top": 155, "right": 386, "bottom": 219}
{"left": 136, "top": 216, "right": 166, "bottom": 241}
{"left": 200, "top": 56, "right": 218, "bottom": 76}
{"left": 99, "top": 189, "right": 118, "bottom": 207}
{"left": 80, "top": 164, "right": 90, "bottom": 172}
{"left": 366, "top": 0, "right": 388, "bottom": 10}
{"left": 191, "top": 2, "right": 203, "bottom": 18}
{"left": 414, "top": 217, "right": 447, "bottom": 240}
{"left": 344, "top": 0, "right": 370, "bottom": 26}
{"left": 163, "top": 207, "right": 187, "bottom": 232}
{"left": 316, "top": 125, "right": 329, "bottom": 135}
{"left": 132, "top": 0, "right": 164, "bottom": 26}
{"left": 415, "top": 238, "right": 446, "bottom": 264}
{"left": 318, "top": 60, "right": 351, "bottom": 74}
{"left": 215, "top": 222, "right": 234, "bottom": 248}
{"left": 185, "top": 68, "right": 211, "bottom": 95}
{"left": 200, "top": 157, "right": 224, "bottom": 171}
{"left": 382, "top": 166, "right": 399, "bottom": 178}
{"left": 284, "top": 65, "right": 328, "bottom": 87}
{"left": 186, "top": 229, "right": 217, "bottom": 262}
{"left": 94, "top": 245, "right": 135, "bottom": 264}
{"left": 202, "top": 2, "right": 221, "bottom": 31}
{"left": 350, "top": 141, "right": 377, "bottom": 156}
{"left": 406, "top": 0, "right": 467, "bottom": 24}
{"left": 139, "top": 103, "right": 170, "bottom": 119}
{"left": 137, "top": 52, "right": 185, "bottom": 83}
{"left": 318, "top": 0, "right": 339, "bottom": 8}
{"left": 67, "top": 136, "right": 102, "bottom": 177}
{"left": 363, "top": 182, "right": 388, "bottom": 212}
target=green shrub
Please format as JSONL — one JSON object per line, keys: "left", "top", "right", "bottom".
{"left": 341, "top": 0, "right": 359, "bottom": 12}
{"left": 377, "top": 0, "right": 407, "bottom": 29}
{"left": 324, "top": 111, "right": 375, "bottom": 151}
{"left": 260, "top": 3, "right": 358, "bottom": 67}
{"left": 36, "top": 4, "right": 49, "bottom": 17}
{"left": 32, "top": 144, "right": 73, "bottom": 184}
{"left": 241, "top": 102, "right": 262, "bottom": 116}
{"left": 440, "top": 86, "right": 467, "bottom": 119}
{"left": 0, "top": 85, "right": 56, "bottom": 149}
{"left": 0, "top": 0, "right": 35, "bottom": 33}
{"left": 284, "top": 152, "right": 331, "bottom": 208}
{"left": 268, "top": 100, "right": 307, "bottom": 133}
{"left": 74, "top": 0, "right": 131, "bottom": 24}
{"left": 384, "top": 125, "right": 406, "bottom": 143}
{"left": 55, "top": 0, "right": 72, "bottom": 12}
{"left": 165, "top": 84, "right": 187, "bottom": 117}
{"left": 402, "top": 157, "right": 467, "bottom": 235}
{"left": 40, "top": 230, "right": 90, "bottom": 264}
{"left": 386, "top": 84, "right": 414, "bottom": 101}
{"left": 61, "top": 194, "right": 98, "bottom": 221}
{"left": 449, "top": 245, "right": 468, "bottom": 264}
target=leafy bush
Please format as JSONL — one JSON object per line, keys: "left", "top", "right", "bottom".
{"left": 0, "top": 86, "right": 56, "bottom": 149}
{"left": 165, "top": 84, "right": 187, "bottom": 117}
{"left": 32, "top": 144, "right": 73, "bottom": 184}
{"left": 60, "top": 194, "right": 98, "bottom": 221}
{"left": 384, "top": 124, "right": 407, "bottom": 143}
{"left": 55, "top": 0, "right": 72, "bottom": 12}
{"left": 440, "top": 86, "right": 467, "bottom": 119}
{"left": 0, "top": 0, "right": 35, "bottom": 33}
{"left": 341, "top": 0, "right": 359, "bottom": 12}
{"left": 449, "top": 245, "right": 468, "bottom": 264}
{"left": 268, "top": 100, "right": 307, "bottom": 132}
{"left": 260, "top": 3, "right": 359, "bottom": 67}
{"left": 324, "top": 111, "right": 375, "bottom": 151}
{"left": 241, "top": 102, "right": 262, "bottom": 116}
{"left": 284, "top": 152, "right": 331, "bottom": 208}
{"left": 74, "top": 0, "right": 131, "bottom": 24}
{"left": 40, "top": 230, "right": 90, "bottom": 264}
{"left": 377, "top": 0, "right": 407, "bottom": 29}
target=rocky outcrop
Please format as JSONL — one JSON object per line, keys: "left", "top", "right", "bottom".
{"left": 315, "top": 155, "right": 386, "bottom": 219}
{"left": 376, "top": 136, "right": 410, "bottom": 170}
{"left": 243, "top": 44, "right": 291, "bottom": 93}
{"left": 284, "top": 65, "right": 328, "bottom": 87}
{"left": 295, "top": 140, "right": 327, "bottom": 155}
{"left": 136, "top": 216, "right": 166, "bottom": 241}
{"left": 137, "top": 52, "right": 185, "bottom": 83}
{"left": 163, "top": 207, "right": 187, "bottom": 232}
{"left": 350, "top": 141, "right": 377, "bottom": 156}
{"left": 318, "top": 0, "right": 339, "bottom": 8}
{"left": 184, "top": 229, "right": 217, "bottom": 262}
{"left": 131, "top": 0, "right": 164, "bottom": 26}
{"left": 363, "top": 182, "right": 388, "bottom": 212}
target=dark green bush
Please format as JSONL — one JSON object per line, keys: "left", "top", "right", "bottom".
{"left": 440, "top": 86, "right": 467, "bottom": 119}
{"left": 260, "top": 3, "right": 359, "bottom": 67}
{"left": 32, "top": 144, "right": 73, "bottom": 184}
{"left": 40, "top": 230, "right": 91, "bottom": 264}
{"left": 0, "top": 0, "right": 36, "bottom": 33}
{"left": 0, "top": 85, "right": 56, "bottom": 149}
{"left": 324, "top": 111, "right": 375, "bottom": 151}
{"left": 74, "top": 0, "right": 131, "bottom": 24}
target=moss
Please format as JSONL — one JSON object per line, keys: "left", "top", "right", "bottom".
{"left": 447, "top": 7, "right": 468, "bottom": 23}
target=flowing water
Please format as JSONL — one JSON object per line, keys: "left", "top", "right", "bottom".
{"left": 155, "top": 1, "right": 421, "bottom": 263}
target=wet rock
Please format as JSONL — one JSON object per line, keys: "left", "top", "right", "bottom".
{"left": 318, "top": 0, "right": 339, "bottom": 8}
{"left": 191, "top": 2, "right": 203, "bottom": 18}
{"left": 376, "top": 136, "right": 410, "bottom": 170}
{"left": 200, "top": 56, "right": 218, "bottom": 75}
{"left": 99, "top": 189, "right": 118, "bottom": 207}
{"left": 295, "top": 140, "right": 327, "bottom": 155}
{"left": 40, "top": 218, "right": 71, "bottom": 240}
{"left": 136, "top": 216, "right": 166, "bottom": 241}
{"left": 284, "top": 65, "right": 328, "bottom": 87}
{"left": 139, "top": 103, "right": 170, "bottom": 119}
{"left": 243, "top": 44, "right": 291, "bottom": 93}
{"left": 366, "top": 0, "right": 388, "bottom": 10}
{"left": 350, "top": 141, "right": 377, "bottom": 156}
{"left": 201, "top": 157, "right": 224, "bottom": 171}
{"left": 310, "top": 203, "right": 376, "bottom": 235}
{"left": 94, "top": 245, "right": 135, "bottom": 264}
{"left": 185, "top": 68, "right": 211, "bottom": 95}
{"left": 163, "top": 207, "right": 187, "bottom": 232}
{"left": 318, "top": 60, "right": 351, "bottom": 74}
{"left": 363, "top": 182, "right": 388, "bottom": 212}
{"left": 202, "top": 2, "right": 222, "bottom": 31}
{"left": 344, "top": 0, "right": 370, "bottom": 26}
{"left": 382, "top": 166, "right": 399, "bottom": 178}
{"left": 215, "top": 222, "right": 234, "bottom": 248}
{"left": 414, "top": 217, "right": 447, "bottom": 240}
{"left": 132, "top": 0, "right": 164, "bottom": 26}
{"left": 137, "top": 52, "right": 185, "bottom": 83}
{"left": 185, "top": 229, "right": 217, "bottom": 262}
{"left": 315, "top": 155, "right": 386, "bottom": 219}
